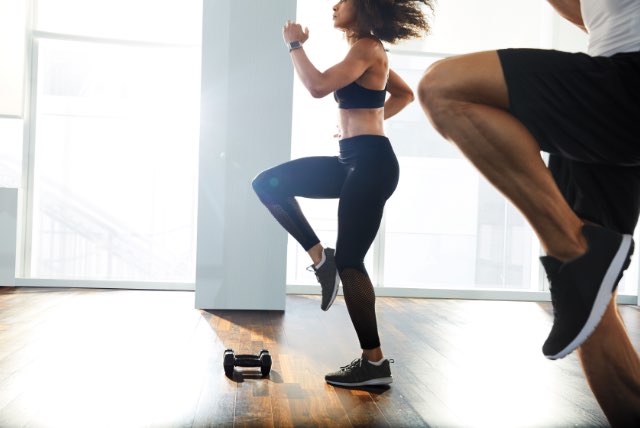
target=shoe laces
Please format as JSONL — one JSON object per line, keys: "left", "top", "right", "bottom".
{"left": 339, "top": 357, "right": 395, "bottom": 372}
{"left": 339, "top": 358, "right": 363, "bottom": 372}
{"left": 548, "top": 285, "right": 563, "bottom": 321}
{"left": 307, "top": 264, "right": 323, "bottom": 284}
{"left": 550, "top": 298, "right": 559, "bottom": 320}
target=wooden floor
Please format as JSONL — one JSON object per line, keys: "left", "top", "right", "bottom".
{"left": 0, "top": 287, "right": 638, "bottom": 427}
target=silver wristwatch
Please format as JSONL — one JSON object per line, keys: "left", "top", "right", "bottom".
{"left": 288, "top": 40, "right": 303, "bottom": 52}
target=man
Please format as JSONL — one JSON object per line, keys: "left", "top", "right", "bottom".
{"left": 418, "top": 0, "right": 640, "bottom": 425}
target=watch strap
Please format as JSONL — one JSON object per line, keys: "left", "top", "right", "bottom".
{"left": 288, "top": 40, "right": 303, "bottom": 52}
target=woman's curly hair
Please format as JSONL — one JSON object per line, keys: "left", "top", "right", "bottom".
{"left": 349, "top": 0, "right": 434, "bottom": 44}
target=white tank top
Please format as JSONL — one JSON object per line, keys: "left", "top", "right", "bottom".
{"left": 581, "top": 0, "right": 640, "bottom": 56}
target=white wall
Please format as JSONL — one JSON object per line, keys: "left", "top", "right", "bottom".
{"left": 195, "top": 0, "right": 296, "bottom": 310}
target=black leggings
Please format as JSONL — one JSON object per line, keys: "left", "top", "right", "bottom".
{"left": 252, "top": 135, "right": 399, "bottom": 349}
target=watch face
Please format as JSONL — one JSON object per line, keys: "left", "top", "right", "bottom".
{"left": 289, "top": 41, "right": 301, "bottom": 49}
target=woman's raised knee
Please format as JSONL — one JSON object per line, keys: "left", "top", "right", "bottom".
{"left": 252, "top": 170, "right": 275, "bottom": 199}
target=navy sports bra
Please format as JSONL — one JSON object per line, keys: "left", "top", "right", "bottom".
{"left": 334, "top": 81, "right": 386, "bottom": 109}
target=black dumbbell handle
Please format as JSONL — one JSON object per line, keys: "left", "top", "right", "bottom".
{"left": 234, "top": 355, "right": 262, "bottom": 367}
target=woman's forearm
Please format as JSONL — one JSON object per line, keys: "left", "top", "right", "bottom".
{"left": 384, "top": 93, "right": 414, "bottom": 120}
{"left": 289, "top": 48, "right": 328, "bottom": 98}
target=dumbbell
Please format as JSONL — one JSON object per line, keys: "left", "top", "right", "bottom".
{"left": 223, "top": 349, "right": 272, "bottom": 376}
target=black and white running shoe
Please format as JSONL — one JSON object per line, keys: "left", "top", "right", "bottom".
{"left": 541, "top": 224, "right": 634, "bottom": 360}
{"left": 325, "top": 356, "right": 393, "bottom": 387}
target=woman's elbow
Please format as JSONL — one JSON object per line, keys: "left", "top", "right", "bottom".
{"left": 308, "top": 88, "right": 326, "bottom": 98}
{"left": 404, "top": 90, "right": 415, "bottom": 104}
{"left": 306, "top": 82, "right": 330, "bottom": 99}
{"left": 396, "top": 89, "right": 414, "bottom": 106}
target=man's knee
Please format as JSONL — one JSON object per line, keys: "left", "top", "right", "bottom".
{"left": 418, "top": 59, "right": 460, "bottom": 127}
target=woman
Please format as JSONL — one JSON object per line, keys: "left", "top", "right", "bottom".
{"left": 253, "top": 0, "right": 432, "bottom": 387}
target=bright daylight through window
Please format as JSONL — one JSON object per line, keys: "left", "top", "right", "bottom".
{"left": 24, "top": 0, "right": 202, "bottom": 284}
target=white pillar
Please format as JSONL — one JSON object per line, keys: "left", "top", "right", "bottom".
{"left": 0, "top": 188, "right": 17, "bottom": 286}
{"left": 195, "top": 0, "right": 296, "bottom": 310}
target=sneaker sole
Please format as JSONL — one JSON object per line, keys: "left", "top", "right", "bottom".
{"left": 326, "top": 376, "right": 393, "bottom": 387}
{"left": 322, "top": 271, "right": 340, "bottom": 311}
{"left": 546, "top": 234, "right": 633, "bottom": 360}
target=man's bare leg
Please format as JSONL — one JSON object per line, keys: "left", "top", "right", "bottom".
{"left": 418, "top": 50, "right": 639, "bottom": 424}
{"left": 418, "top": 51, "right": 586, "bottom": 262}
{"left": 579, "top": 294, "right": 640, "bottom": 427}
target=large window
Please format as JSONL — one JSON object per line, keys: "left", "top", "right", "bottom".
{"left": 379, "top": 52, "right": 537, "bottom": 290}
{"left": 288, "top": 0, "right": 639, "bottom": 297}
{"left": 0, "top": 0, "right": 26, "bottom": 189}
{"left": 0, "top": 0, "right": 26, "bottom": 118}
{"left": 22, "top": 0, "right": 202, "bottom": 284}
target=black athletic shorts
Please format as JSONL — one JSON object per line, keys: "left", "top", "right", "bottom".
{"left": 498, "top": 48, "right": 640, "bottom": 234}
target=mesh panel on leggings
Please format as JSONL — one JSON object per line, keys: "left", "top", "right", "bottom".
{"left": 340, "top": 268, "right": 380, "bottom": 349}
{"left": 262, "top": 198, "right": 319, "bottom": 251}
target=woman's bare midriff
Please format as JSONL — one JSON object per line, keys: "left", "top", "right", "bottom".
{"left": 338, "top": 108, "right": 386, "bottom": 139}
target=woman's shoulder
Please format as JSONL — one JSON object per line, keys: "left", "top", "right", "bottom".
{"left": 349, "top": 37, "right": 387, "bottom": 61}
{"left": 352, "top": 36, "right": 385, "bottom": 50}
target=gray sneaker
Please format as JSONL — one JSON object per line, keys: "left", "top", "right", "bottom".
{"left": 308, "top": 247, "right": 340, "bottom": 311}
{"left": 325, "top": 356, "right": 393, "bottom": 387}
